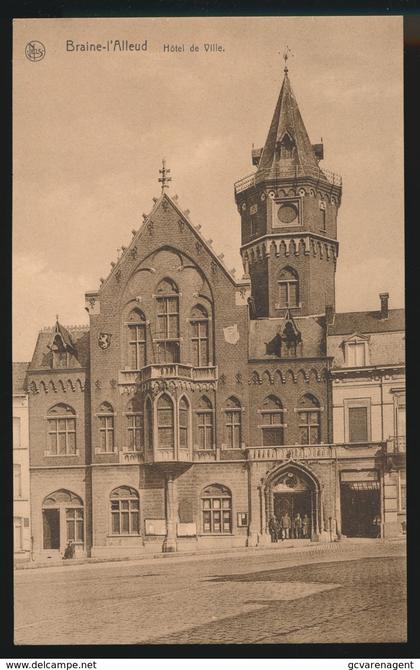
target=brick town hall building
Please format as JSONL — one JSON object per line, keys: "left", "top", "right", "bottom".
{"left": 22, "top": 65, "right": 406, "bottom": 560}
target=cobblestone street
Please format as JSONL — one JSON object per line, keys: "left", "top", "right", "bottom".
{"left": 14, "top": 541, "right": 406, "bottom": 645}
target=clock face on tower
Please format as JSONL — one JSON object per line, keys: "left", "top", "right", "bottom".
{"left": 277, "top": 203, "right": 298, "bottom": 224}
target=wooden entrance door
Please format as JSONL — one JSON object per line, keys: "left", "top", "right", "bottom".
{"left": 43, "top": 508, "right": 60, "bottom": 549}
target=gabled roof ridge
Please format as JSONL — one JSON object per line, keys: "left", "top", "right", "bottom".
{"left": 95, "top": 191, "right": 249, "bottom": 292}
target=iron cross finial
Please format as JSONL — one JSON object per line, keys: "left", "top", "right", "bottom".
{"left": 158, "top": 158, "right": 172, "bottom": 193}
{"left": 281, "top": 45, "right": 293, "bottom": 74}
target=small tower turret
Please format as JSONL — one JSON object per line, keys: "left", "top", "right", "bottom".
{"left": 235, "top": 62, "right": 342, "bottom": 318}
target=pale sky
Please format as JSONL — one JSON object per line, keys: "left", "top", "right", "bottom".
{"left": 13, "top": 16, "right": 404, "bottom": 361}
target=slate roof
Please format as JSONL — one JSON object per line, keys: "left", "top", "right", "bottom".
{"left": 29, "top": 325, "right": 90, "bottom": 370}
{"left": 328, "top": 308, "right": 405, "bottom": 336}
{"left": 13, "top": 362, "right": 29, "bottom": 394}
{"left": 257, "top": 71, "right": 320, "bottom": 175}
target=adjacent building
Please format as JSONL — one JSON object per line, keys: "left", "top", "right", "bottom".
{"left": 13, "top": 362, "right": 31, "bottom": 559}
{"left": 327, "top": 295, "right": 405, "bottom": 538}
{"left": 24, "top": 64, "right": 405, "bottom": 560}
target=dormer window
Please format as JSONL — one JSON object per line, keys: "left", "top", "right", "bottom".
{"left": 51, "top": 335, "right": 70, "bottom": 368}
{"left": 343, "top": 334, "right": 369, "bottom": 367}
{"left": 276, "top": 132, "right": 296, "bottom": 160}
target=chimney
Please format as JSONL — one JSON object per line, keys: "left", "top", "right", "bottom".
{"left": 325, "top": 304, "right": 335, "bottom": 325}
{"left": 379, "top": 292, "right": 389, "bottom": 320}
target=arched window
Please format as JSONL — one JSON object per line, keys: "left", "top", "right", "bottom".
{"left": 155, "top": 278, "right": 180, "bottom": 363}
{"left": 98, "top": 402, "right": 115, "bottom": 453}
{"left": 145, "top": 397, "right": 153, "bottom": 454}
{"left": 224, "top": 397, "right": 242, "bottom": 449}
{"left": 179, "top": 396, "right": 190, "bottom": 450}
{"left": 298, "top": 394, "right": 321, "bottom": 445}
{"left": 47, "top": 403, "right": 76, "bottom": 456}
{"left": 190, "top": 305, "right": 209, "bottom": 367}
{"left": 126, "top": 397, "right": 143, "bottom": 452}
{"left": 127, "top": 308, "right": 147, "bottom": 370}
{"left": 196, "top": 396, "right": 214, "bottom": 451}
{"left": 260, "top": 395, "right": 284, "bottom": 446}
{"left": 277, "top": 267, "right": 299, "bottom": 308}
{"left": 110, "top": 486, "right": 140, "bottom": 535}
{"left": 157, "top": 394, "right": 174, "bottom": 450}
{"left": 201, "top": 484, "right": 232, "bottom": 534}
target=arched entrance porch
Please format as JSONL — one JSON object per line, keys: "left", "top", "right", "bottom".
{"left": 263, "top": 462, "right": 321, "bottom": 541}
{"left": 42, "top": 489, "right": 84, "bottom": 556}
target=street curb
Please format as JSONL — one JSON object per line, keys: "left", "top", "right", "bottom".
{"left": 14, "top": 537, "right": 406, "bottom": 571}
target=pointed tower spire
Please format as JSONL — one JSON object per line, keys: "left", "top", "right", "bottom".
{"left": 257, "top": 68, "right": 319, "bottom": 177}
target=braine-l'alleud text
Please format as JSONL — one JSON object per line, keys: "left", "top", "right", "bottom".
{"left": 66, "top": 39, "right": 148, "bottom": 52}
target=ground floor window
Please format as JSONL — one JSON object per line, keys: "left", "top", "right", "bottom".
{"left": 66, "top": 508, "right": 84, "bottom": 543}
{"left": 110, "top": 486, "right": 140, "bottom": 535}
{"left": 201, "top": 484, "right": 232, "bottom": 534}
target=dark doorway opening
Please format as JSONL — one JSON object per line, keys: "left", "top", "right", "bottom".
{"left": 274, "top": 491, "right": 312, "bottom": 538}
{"left": 341, "top": 483, "right": 380, "bottom": 538}
{"left": 43, "top": 508, "right": 60, "bottom": 549}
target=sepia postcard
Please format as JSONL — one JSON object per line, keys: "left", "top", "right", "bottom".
{"left": 12, "top": 16, "right": 406, "bottom": 646}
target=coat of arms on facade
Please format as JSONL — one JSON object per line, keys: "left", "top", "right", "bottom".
{"left": 98, "top": 333, "right": 112, "bottom": 350}
{"left": 223, "top": 324, "right": 239, "bottom": 345}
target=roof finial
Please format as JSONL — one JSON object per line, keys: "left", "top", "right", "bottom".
{"left": 55, "top": 314, "right": 59, "bottom": 323}
{"left": 158, "top": 158, "right": 172, "bottom": 194}
{"left": 282, "top": 45, "right": 293, "bottom": 74}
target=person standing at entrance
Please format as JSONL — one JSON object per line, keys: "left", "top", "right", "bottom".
{"left": 302, "top": 513, "right": 310, "bottom": 539}
{"left": 268, "top": 515, "right": 279, "bottom": 543}
{"left": 281, "top": 511, "right": 291, "bottom": 539}
{"left": 293, "top": 512, "right": 303, "bottom": 539}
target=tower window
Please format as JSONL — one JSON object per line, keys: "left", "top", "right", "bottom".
{"left": 277, "top": 267, "right": 299, "bottom": 308}
{"left": 260, "top": 395, "right": 284, "bottom": 446}
{"left": 297, "top": 394, "right": 321, "bottom": 445}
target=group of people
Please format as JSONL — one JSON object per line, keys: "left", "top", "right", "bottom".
{"left": 268, "top": 511, "right": 310, "bottom": 542}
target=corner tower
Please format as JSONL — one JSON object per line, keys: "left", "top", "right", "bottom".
{"left": 235, "top": 64, "right": 342, "bottom": 318}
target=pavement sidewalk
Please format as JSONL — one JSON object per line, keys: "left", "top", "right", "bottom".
{"left": 14, "top": 536, "right": 405, "bottom": 572}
